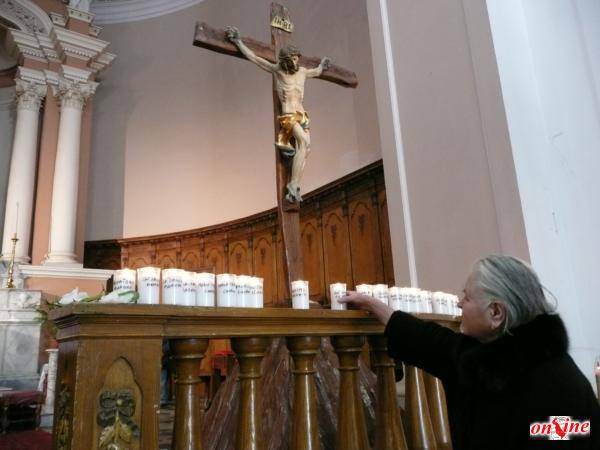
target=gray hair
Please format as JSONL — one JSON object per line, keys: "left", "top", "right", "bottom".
{"left": 472, "top": 255, "right": 555, "bottom": 334}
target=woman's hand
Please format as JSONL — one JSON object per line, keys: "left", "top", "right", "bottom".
{"left": 338, "top": 291, "right": 395, "bottom": 326}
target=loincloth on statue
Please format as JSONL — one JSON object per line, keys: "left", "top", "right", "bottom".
{"left": 276, "top": 111, "right": 310, "bottom": 149}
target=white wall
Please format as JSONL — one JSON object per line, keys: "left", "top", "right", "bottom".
{"left": 487, "top": 0, "right": 600, "bottom": 386}
{"left": 0, "top": 86, "right": 16, "bottom": 247}
{"left": 366, "top": 0, "right": 528, "bottom": 292}
{"left": 88, "top": 0, "right": 381, "bottom": 240}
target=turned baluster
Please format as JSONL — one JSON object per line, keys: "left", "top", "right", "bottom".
{"left": 424, "top": 373, "right": 452, "bottom": 450}
{"left": 332, "top": 335, "right": 370, "bottom": 450}
{"left": 171, "top": 338, "right": 210, "bottom": 450}
{"left": 231, "top": 337, "right": 270, "bottom": 450}
{"left": 368, "top": 335, "right": 408, "bottom": 450}
{"left": 405, "top": 365, "right": 437, "bottom": 450}
{"left": 286, "top": 336, "right": 322, "bottom": 450}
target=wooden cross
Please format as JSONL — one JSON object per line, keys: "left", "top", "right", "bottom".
{"left": 193, "top": 3, "right": 358, "bottom": 305}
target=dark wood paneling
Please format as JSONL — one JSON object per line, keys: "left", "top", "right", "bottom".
{"left": 85, "top": 161, "right": 395, "bottom": 301}
{"left": 377, "top": 189, "right": 395, "bottom": 286}
{"left": 322, "top": 204, "right": 353, "bottom": 298}
{"left": 180, "top": 237, "right": 203, "bottom": 271}
{"left": 300, "top": 216, "right": 325, "bottom": 300}
{"left": 253, "top": 231, "right": 277, "bottom": 306}
{"left": 348, "top": 191, "right": 384, "bottom": 285}
{"left": 228, "top": 238, "right": 252, "bottom": 275}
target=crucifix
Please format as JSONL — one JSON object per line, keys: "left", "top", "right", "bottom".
{"left": 194, "top": 3, "right": 358, "bottom": 305}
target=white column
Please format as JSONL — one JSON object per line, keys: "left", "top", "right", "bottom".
{"left": 43, "top": 79, "right": 96, "bottom": 267}
{"left": 1, "top": 77, "right": 46, "bottom": 263}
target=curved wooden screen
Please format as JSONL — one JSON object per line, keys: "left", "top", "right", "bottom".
{"left": 84, "top": 160, "right": 394, "bottom": 306}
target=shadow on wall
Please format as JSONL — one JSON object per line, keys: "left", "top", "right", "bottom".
{"left": 0, "top": 86, "right": 17, "bottom": 247}
{"left": 86, "top": 50, "right": 149, "bottom": 241}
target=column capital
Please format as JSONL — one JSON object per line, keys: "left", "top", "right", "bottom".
{"left": 53, "top": 78, "right": 98, "bottom": 110}
{"left": 14, "top": 78, "right": 47, "bottom": 112}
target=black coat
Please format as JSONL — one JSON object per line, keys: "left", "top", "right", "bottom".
{"left": 385, "top": 311, "right": 600, "bottom": 450}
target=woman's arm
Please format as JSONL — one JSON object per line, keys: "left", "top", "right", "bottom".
{"left": 340, "top": 292, "right": 469, "bottom": 380}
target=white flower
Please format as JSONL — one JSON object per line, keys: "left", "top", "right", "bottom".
{"left": 59, "top": 288, "right": 88, "bottom": 305}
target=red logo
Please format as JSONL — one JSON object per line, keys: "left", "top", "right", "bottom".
{"left": 530, "top": 416, "right": 591, "bottom": 440}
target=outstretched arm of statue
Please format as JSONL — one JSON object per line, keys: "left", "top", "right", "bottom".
{"left": 225, "top": 26, "right": 278, "bottom": 73}
{"left": 305, "top": 57, "right": 331, "bottom": 78}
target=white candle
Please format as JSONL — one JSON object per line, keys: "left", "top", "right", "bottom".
{"left": 236, "top": 275, "right": 252, "bottom": 307}
{"left": 451, "top": 294, "right": 461, "bottom": 316}
{"left": 195, "top": 272, "right": 215, "bottom": 307}
{"left": 162, "top": 268, "right": 184, "bottom": 305}
{"left": 217, "top": 274, "right": 236, "bottom": 307}
{"left": 291, "top": 280, "right": 310, "bottom": 309}
{"left": 388, "top": 286, "right": 402, "bottom": 311}
{"left": 181, "top": 271, "right": 197, "bottom": 306}
{"left": 356, "top": 284, "right": 373, "bottom": 297}
{"left": 407, "top": 288, "right": 421, "bottom": 313}
{"left": 329, "top": 282, "right": 347, "bottom": 310}
{"left": 420, "top": 290, "right": 433, "bottom": 313}
{"left": 136, "top": 267, "right": 161, "bottom": 304}
{"left": 432, "top": 291, "right": 445, "bottom": 314}
{"left": 400, "top": 287, "right": 413, "bottom": 312}
{"left": 113, "top": 268, "right": 136, "bottom": 292}
{"left": 249, "top": 277, "right": 264, "bottom": 308}
{"left": 372, "top": 284, "right": 389, "bottom": 305}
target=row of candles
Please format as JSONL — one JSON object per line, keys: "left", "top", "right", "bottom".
{"left": 113, "top": 268, "right": 461, "bottom": 316}
{"left": 113, "top": 268, "right": 264, "bottom": 307}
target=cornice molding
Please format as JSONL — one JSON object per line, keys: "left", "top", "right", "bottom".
{"left": 91, "top": 0, "right": 205, "bottom": 25}
{"left": 19, "top": 265, "right": 113, "bottom": 280}
{"left": 2, "top": 2, "right": 116, "bottom": 76}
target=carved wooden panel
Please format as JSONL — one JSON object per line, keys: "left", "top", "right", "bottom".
{"left": 322, "top": 205, "right": 352, "bottom": 298}
{"left": 180, "top": 237, "right": 203, "bottom": 271}
{"left": 301, "top": 216, "right": 325, "bottom": 301}
{"left": 84, "top": 161, "right": 394, "bottom": 301}
{"left": 156, "top": 241, "right": 179, "bottom": 269}
{"left": 377, "top": 189, "right": 395, "bottom": 286}
{"left": 94, "top": 358, "right": 142, "bottom": 450}
{"left": 348, "top": 193, "right": 384, "bottom": 285}
{"left": 204, "top": 238, "right": 227, "bottom": 274}
{"left": 228, "top": 238, "right": 252, "bottom": 275}
{"left": 126, "top": 243, "right": 155, "bottom": 269}
{"left": 253, "top": 231, "right": 277, "bottom": 306}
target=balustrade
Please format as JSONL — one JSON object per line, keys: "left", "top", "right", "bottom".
{"left": 48, "top": 305, "right": 457, "bottom": 450}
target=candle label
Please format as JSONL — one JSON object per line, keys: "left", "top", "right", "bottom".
{"left": 140, "top": 277, "right": 159, "bottom": 287}
{"left": 114, "top": 280, "right": 135, "bottom": 290}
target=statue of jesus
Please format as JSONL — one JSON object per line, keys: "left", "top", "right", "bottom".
{"left": 226, "top": 26, "right": 331, "bottom": 203}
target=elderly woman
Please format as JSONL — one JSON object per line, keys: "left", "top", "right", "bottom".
{"left": 340, "top": 255, "right": 599, "bottom": 450}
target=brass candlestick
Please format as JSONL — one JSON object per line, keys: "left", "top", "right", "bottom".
{"left": 5, "top": 234, "right": 18, "bottom": 289}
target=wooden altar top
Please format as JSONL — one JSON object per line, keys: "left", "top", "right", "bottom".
{"left": 49, "top": 304, "right": 460, "bottom": 340}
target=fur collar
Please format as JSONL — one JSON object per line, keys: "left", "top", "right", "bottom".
{"left": 457, "top": 314, "right": 569, "bottom": 392}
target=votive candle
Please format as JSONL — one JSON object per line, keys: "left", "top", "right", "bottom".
{"left": 329, "top": 283, "right": 347, "bottom": 310}
{"left": 137, "top": 267, "right": 161, "bottom": 304}
{"left": 291, "top": 280, "right": 310, "bottom": 309}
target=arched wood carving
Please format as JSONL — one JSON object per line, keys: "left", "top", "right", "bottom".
{"left": 94, "top": 358, "right": 142, "bottom": 450}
